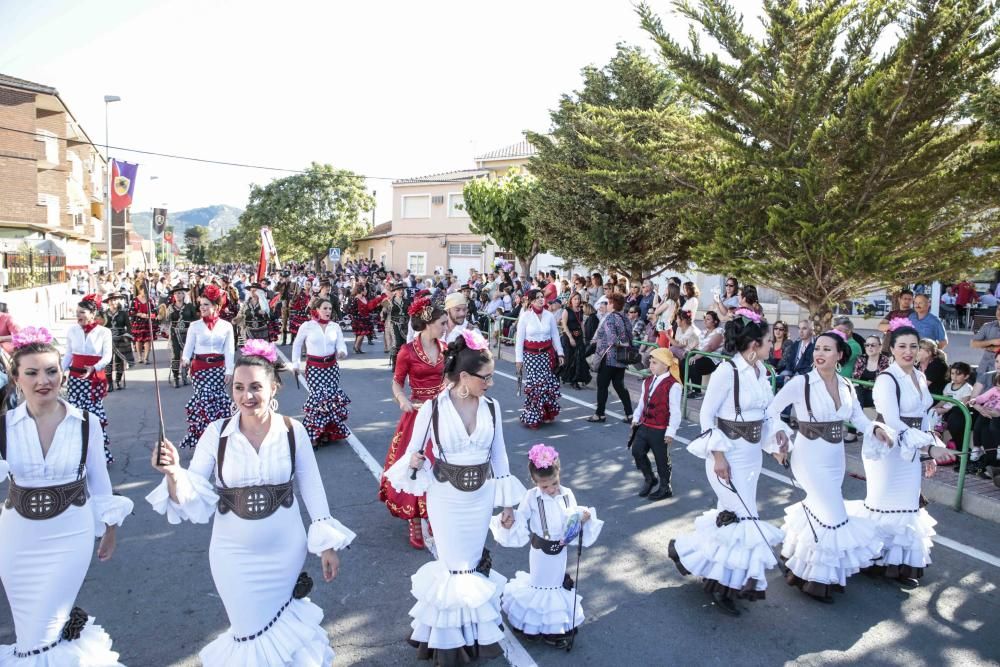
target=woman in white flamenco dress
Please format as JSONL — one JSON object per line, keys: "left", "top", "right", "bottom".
{"left": 147, "top": 344, "right": 354, "bottom": 666}
{"left": 0, "top": 331, "right": 132, "bottom": 666}
{"left": 667, "top": 314, "right": 785, "bottom": 616}
{"left": 846, "top": 322, "right": 954, "bottom": 588}
{"left": 766, "top": 331, "right": 888, "bottom": 602}
{"left": 384, "top": 331, "right": 526, "bottom": 665}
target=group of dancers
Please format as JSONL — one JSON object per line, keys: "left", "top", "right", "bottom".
{"left": 0, "top": 279, "right": 962, "bottom": 665}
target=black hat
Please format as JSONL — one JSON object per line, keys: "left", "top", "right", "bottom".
{"left": 281, "top": 270, "right": 291, "bottom": 277}
{"left": 459, "top": 284, "right": 472, "bottom": 291}
{"left": 390, "top": 280, "right": 406, "bottom": 291}
{"left": 248, "top": 282, "right": 267, "bottom": 291}
{"left": 105, "top": 292, "right": 125, "bottom": 302}
{"left": 169, "top": 285, "right": 189, "bottom": 296}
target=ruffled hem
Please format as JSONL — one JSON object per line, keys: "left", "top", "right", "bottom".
{"left": 492, "top": 475, "right": 528, "bottom": 509}
{"left": 845, "top": 500, "right": 935, "bottom": 572}
{"left": 89, "top": 494, "right": 134, "bottom": 536}
{"left": 408, "top": 561, "right": 506, "bottom": 650}
{"left": 145, "top": 470, "right": 218, "bottom": 524}
{"left": 686, "top": 428, "right": 731, "bottom": 459}
{"left": 406, "top": 638, "right": 504, "bottom": 666}
{"left": 784, "top": 568, "right": 845, "bottom": 599}
{"left": 384, "top": 456, "right": 432, "bottom": 496}
{"left": 667, "top": 509, "right": 782, "bottom": 594}
{"left": 501, "top": 571, "right": 583, "bottom": 635}
{"left": 489, "top": 512, "right": 529, "bottom": 548}
{"left": 199, "top": 597, "right": 334, "bottom": 667}
{"left": 0, "top": 617, "right": 122, "bottom": 667}
{"left": 306, "top": 517, "right": 356, "bottom": 555}
{"left": 780, "top": 503, "right": 882, "bottom": 587}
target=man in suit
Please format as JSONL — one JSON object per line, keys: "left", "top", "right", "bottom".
{"left": 778, "top": 319, "right": 814, "bottom": 388}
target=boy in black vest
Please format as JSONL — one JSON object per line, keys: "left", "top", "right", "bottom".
{"left": 630, "top": 347, "right": 682, "bottom": 501}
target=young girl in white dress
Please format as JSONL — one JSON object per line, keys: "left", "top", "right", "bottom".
{"left": 0, "top": 327, "right": 133, "bottom": 665}
{"left": 148, "top": 340, "right": 355, "bottom": 666}
{"left": 491, "top": 444, "right": 602, "bottom": 648}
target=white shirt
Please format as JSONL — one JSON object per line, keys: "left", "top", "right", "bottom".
{"left": 873, "top": 362, "right": 932, "bottom": 431}
{"left": 63, "top": 323, "right": 112, "bottom": 371}
{"left": 631, "top": 373, "right": 683, "bottom": 438}
{"left": 182, "top": 318, "right": 235, "bottom": 373}
{"left": 768, "top": 370, "right": 872, "bottom": 434}
{"left": 681, "top": 296, "right": 699, "bottom": 320}
{"left": 501, "top": 485, "right": 602, "bottom": 547}
{"left": 700, "top": 353, "right": 774, "bottom": 433}
{"left": 514, "top": 308, "right": 564, "bottom": 362}
{"left": 445, "top": 319, "right": 469, "bottom": 345}
{"left": 291, "top": 320, "right": 347, "bottom": 371}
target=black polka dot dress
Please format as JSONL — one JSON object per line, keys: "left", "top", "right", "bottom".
{"left": 520, "top": 351, "right": 561, "bottom": 428}
{"left": 303, "top": 363, "right": 351, "bottom": 444}
{"left": 66, "top": 376, "right": 113, "bottom": 462}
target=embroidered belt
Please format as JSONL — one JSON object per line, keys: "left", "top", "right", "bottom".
{"left": 4, "top": 478, "right": 87, "bottom": 520}
{"left": 432, "top": 460, "right": 492, "bottom": 492}
{"left": 716, "top": 417, "right": 763, "bottom": 444}
{"left": 216, "top": 481, "right": 294, "bottom": 520}
{"left": 307, "top": 354, "right": 338, "bottom": 368}
{"left": 797, "top": 420, "right": 844, "bottom": 443}
{"left": 411, "top": 385, "right": 444, "bottom": 401}
{"left": 530, "top": 532, "right": 565, "bottom": 555}
{"left": 874, "top": 413, "right": 922, "bottom": 429}
{"left": 191, "top": 353, "right": 225, "bottom": 373}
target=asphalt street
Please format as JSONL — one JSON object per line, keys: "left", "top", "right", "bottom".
{"left": 1, "top": 332, "right": 998, "bottom": 666}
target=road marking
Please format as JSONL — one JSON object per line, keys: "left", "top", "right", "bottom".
{"left": 314, "top": 354, "right": 537, "bottom": 667}
{"left": 495, "top": 367, "right": 1000, "bottom": 570}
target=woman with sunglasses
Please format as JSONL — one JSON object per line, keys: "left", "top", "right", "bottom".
{"left": 515, "top": 289, "right": 565, "bottom": 429}
{"left": 713, "top": 277, "right": 740, "bottom": 318}
{"left": 767, "top": 320, "right": 791, "bottom": 370}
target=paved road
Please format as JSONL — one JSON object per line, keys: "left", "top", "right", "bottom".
{"left": 1, "top": 332, "right": 997, "bottom": 666}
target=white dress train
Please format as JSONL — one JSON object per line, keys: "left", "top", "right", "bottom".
{"left": 0, "top": 401, "right": 133, "bottom": 666}
{"left": 146, "top": 415, "right": 355, "bottom": 667}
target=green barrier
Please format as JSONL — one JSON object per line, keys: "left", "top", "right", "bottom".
{"left": 849, "top": 378, "right": 973, "bottom": 512}
{"left": 680, "top": 350, "right": 777, "bottom": 419}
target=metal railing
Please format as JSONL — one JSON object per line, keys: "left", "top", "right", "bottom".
{"left": 2, "top": 251, "right": 66, "bottom": 290}
{"left": 680, "top": 350, "right": 777, "bottom": 418}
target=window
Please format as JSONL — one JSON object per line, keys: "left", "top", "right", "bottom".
{"left": 401, "top": 195, "right": 430, "bottom": 219}
{"left": 448, "top": 243, "right": 482, "bottom": 256}
{"left": 447, "top": 193, "right": 468, "bottom": 217}
{"left": 407, "top": 252, "right": 427, "bottom": 275}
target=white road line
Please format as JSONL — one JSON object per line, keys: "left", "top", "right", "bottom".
{"left": 321, "top": 356, "right": 537, "bottom": 667}
{"left": 494, "top": 367, "right": 1000, "bottom": 570}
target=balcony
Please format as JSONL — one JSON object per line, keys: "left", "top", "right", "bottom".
{"left": 35, "top": 131, "right": 59, "bottom": 169}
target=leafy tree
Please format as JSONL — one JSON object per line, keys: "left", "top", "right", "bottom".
{"left": 462, "top": 170, "right": 540, "bottom": 276}
{"left": 184, "top": 225, "right": 209, "bottom": 264}
{"left": 640, "top": 0, "right": 1000, "bottom": 326}
{"left": 526, "top": 43, "right": 701, "bottom": 281}
{"left": 238, "top": 163, "right": 374, "bottom": 267}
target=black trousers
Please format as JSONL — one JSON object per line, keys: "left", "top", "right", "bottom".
{"left": 596, "top": 359, "right": 633, "bottom": 417}
{"left": 632, "top": 424, "right": 671, "bottom": 483}
{"left": 685, "top": 355, "right": 717, "bottom": 390}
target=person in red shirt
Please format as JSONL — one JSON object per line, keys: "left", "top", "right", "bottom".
{"left": 955, "top": 279, "right": 979, "bottom": 327}
{"left": 0, "top": 310, "right": 21, "bottom": 355}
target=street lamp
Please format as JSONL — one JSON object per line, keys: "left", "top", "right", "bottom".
{"left": 103, "top": 95, "right": 121, "bottom": 272}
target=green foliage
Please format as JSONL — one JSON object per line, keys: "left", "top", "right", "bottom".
{"left": 237, "top": 163, "right": 375, "bottom": 266}
{"left": 462, "top": 171, "right": 540, "bottom": 275}
{"left": 639, "top": 0, "right": 1000, "bottom": 324}
{"left": 526, "top": 44, "right": 701, "bottom": 280}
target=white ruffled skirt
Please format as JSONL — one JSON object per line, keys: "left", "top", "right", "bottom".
{"left": 501, "top": 547, "right": 583, "bottom": 636}
{"left": 0, "top": 504, "right": 122, "bottom": 666}
{"left": 781, "top": 436, "right": 882, "bottom": 595}
{"left": 669, "top": 441, "right": 782, "bottom": 598}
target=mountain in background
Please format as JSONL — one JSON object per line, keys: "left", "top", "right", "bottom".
{"left": 131, "top": 205, "right": 243, "bottom": 245}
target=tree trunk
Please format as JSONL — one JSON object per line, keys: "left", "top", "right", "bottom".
{"left": 807, "top": 299, "right": 834, "bottom": 332}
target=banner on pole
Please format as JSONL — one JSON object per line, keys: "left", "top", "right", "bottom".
{"left": 111, "top": 160, "right": 139, "bottom": 212}
{"left": 261, "top": 227, "right": 279, "bottom": 269}
{"left": 153, "top": 208, "right": 168, "bottom": 234}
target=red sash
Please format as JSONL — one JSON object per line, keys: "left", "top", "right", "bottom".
{"left": 307, "top": 354, "right": 339, "bottom": 369}
{"left": 523, "top": 339, "right": 557, "bottom": 370}
{"left": 191, "top": 353, "right": 225, "bottom": 374}
{"left": 69, "top": 354, "right": 107, "bottom": 402}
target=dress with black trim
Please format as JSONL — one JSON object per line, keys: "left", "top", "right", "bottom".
{"left": 668, "top": 354, "right": 784, "bottom": 600}
{"left": 384, "top": 391, "right": 527, "bottom": 664}
{"left": 0, "top": 400, "right": 133, "bottom": 665}
{"left": 146, "top": 414, "right": 355, "bottom": 667}
{"left": 291, "top": 319, "right": 351, "bottom": 444}
{"left": 767, "top": 371, "right": 885, "bottom": 598}
{"left": 62, "top": 322, "right": 114, "bottom": 463}
{"left": 491, "top": 485, "right": 602, "bottom": 639}
{"left": 180, "top": 318, "right": 235, "bottom": 449}
{"left": 514, "top": 309, "right": 564, "bottom": 428}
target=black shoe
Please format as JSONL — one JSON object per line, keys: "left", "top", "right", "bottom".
{"left": 571, "top": 382, "right": 580, "bottom": 390}
{"left": 638, "top": 477, "right": 657, "bottom": 497}
{"left": 896, "top": 577, "right": 920, "bottom": 589}
{"left": 107, "top": 384, "right": 114, "bottom": 393}
{"left": 805, "top": 592, "right": 834, "bottom": 604}
{"left": 686, "top": 390, "right": 702, "bottom": 399}
{"left": 622, "top": 415, "right": 633, "bottom": 423}
{"left": 649, "top": 485, "right": 673, "bottom": 501}
{"left": 710, "top": 591, "right": 740, "bottom": 616}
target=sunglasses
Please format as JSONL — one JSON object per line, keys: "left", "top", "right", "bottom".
{"left": 774, "top": 327, "right": 786, "bottom": 331}
{"left": 865, "top": 343, "right": 880, "bottom": 348}
{"left": 468, "top": 371, "right": 494, "bottom": 383}
{"left": 725, "top": 283, "right": 737, "bottom": 287}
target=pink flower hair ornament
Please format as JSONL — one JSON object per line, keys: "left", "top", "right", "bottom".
{"left": 733, "top": 307, "right": 762, "bottom": 324}
{"left": 12, "top": 326, "right": 54, "bottom": 349}
{"left": 460, "top": 328, "right": 488, "bottom": 351}
{"left": 888, "top": 317, "right": 912, "bottom": 332}
{"left": 528, "top": 443, "right": 559, "bottom": 469}
{"left": 240, "top": 339, "right": 278, "bottom": 364}
{"left": 825, "top": 328, "right": 848, "bottom": 342}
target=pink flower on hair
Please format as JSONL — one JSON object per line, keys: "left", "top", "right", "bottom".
{"left": 240, "top": 339, "right": 278, "bottom": 363}
{"left": 733, "top": 307, "right": 761, "bottom": 324}
{"left": 825, "top": 328, "right": 848, "bottom": 342}
{"left": 460, "top": 328, "right": 488, "bottom": 351}
{"left": 528, "top": 443, "right": 559, "bottom": 469}
{"left": 888, "top": 317, "right": 912, "bottom": 332}
{"left": 12, "top": 326, "right": 53, "bottom": 349}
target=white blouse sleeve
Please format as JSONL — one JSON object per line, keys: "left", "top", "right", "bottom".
{"left": 223, "top": 324, "right": 235, "bottom": 374}
{"left": 869, "top": 373, "right": 927, "bottom": 461}
{"left": 514, "top": 315, "right": 527, "bottom": 363}
{"left": 490, "top": 488, "right": 532, "bottom": 547}
{"left": 566, "top": 488, "right": 603, "bottom": 548}
{"left": 291, "top": 323, "right": 307, "bottom": 371}
{"left": 85, "top": 412, "right": 133, "bottom": 535}
{"left": 383, "top": 400, "right": 435, "bottom": 495}
{"left": 94, "top": 329, "right": 112, "bottom": 371}
{"left": 549, "top": 312, "right": 564, "bottom": 357}
{"left": 62, "top": 328, "right": 76, "bottom": 371}
{"left": 291, "top": 420, "right": 356, "bottom": 554}
{"left": 181, "top": 322, "right": 197, "bottom": 362}
{"left": 488, "top": 398, "right": 528, "bottom": 507}
{"left": 763, "top": 375, "right": 799, "bottom": 451}
{"left": 145, "top": 421, "right": 220, "bottom": 524}
{"left": 666, "top": 382, "right": 682, "bottom": 439}
{"left": 687, "top": 361, "right": 734, "bottom": 458}
{"left": 333, "top": 323, "right": 347, "bottom": 357}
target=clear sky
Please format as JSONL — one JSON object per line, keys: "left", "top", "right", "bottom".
{"left": 0, "top": 0, "right": 760, "bottom": 220}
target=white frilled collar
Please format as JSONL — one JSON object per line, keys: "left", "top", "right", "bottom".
{"left": 5, "top": 399, "right": 84, "bottom": 427}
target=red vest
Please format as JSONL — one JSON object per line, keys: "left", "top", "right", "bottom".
{"left": 639, "top": 374, "right": 677, "bottom": 430}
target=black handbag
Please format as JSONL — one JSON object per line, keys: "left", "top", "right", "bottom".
{"left": 612, "top": 313, "right": 641, "bottom": 365}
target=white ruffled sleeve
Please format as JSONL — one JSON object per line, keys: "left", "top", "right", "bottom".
{"left": 383, "top": 401, "right": 435, "bottom": 495}
{"left": 763, "top": 377, "right": 798, "bottom": 453}
{"left": 83, "top": 412, "right": 134, "bottom": 536}
{"left": 487, "top": 397, "right": 528, "bottom": 507}
{"left": 490, "top": 489, "right": 532, "bottom": 548}
{"left": 565, "top": 489, "right": 602, "bottom": 547}
{"left": 144, "top": 423, "right": 220, "bottom": 524}
{"left": 307, "top": 517, "right": 357, "bottom": 554}
{"left": 686, "top": 428, "right": 731, "bottom": 459}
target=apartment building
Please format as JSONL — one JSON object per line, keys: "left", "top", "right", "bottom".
{"left": 0, "top": 73, "right": 109, "bottom": 287}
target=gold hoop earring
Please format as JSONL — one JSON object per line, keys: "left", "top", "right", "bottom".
{"left": 457, "top": 384, "right": 470, "bottom": 399}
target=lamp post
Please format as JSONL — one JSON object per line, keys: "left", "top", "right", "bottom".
{"left": 103, "top": 95, "right": 121, "bottom": 272}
